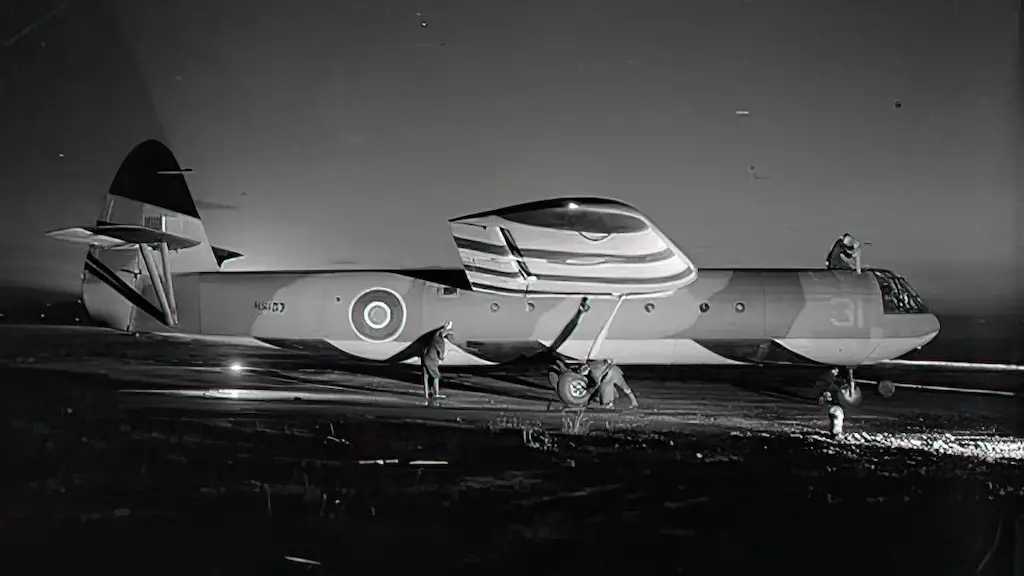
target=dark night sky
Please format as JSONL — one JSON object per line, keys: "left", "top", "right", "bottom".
{"left": 1, "top": 0, "right": 1020, "bottom": 317}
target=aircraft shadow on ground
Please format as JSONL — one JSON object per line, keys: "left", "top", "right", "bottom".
{"left": 725, "top": 380, "right": 818, "bottom": 404}
{"left": 443, "top": 373, "right": 556, "bottom": 404}
{"left": 278, "top": 360, "right": 830, "bottom": 406}
{"left": 253, "top": 370, "right": 403, "bottom": 396}
{"left": 273, "top": 362, "right": 558, "bottom": 404}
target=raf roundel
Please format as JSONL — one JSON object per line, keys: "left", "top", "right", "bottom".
{"left": 348, "top": 287, "right": 407, "bottom": 343}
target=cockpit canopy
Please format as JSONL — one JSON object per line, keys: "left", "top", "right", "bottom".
{"left": 866, "top": 268, "right": 928, "bottom": 314}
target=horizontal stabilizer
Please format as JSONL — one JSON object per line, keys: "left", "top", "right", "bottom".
{"left": 47, "top": 224, "right": 200, "bottom": 251}
{"left": 449, "top": 198, "right": 697, "bottom": 297}
{"left": 45, "top": 227, "right": 129, "bottom": 249}
{"left": 211, "top": 245, "right": 244, "bottom": 267}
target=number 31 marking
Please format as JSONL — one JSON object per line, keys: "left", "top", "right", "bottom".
{"left": 829, "top": 297, "right": 864, "bottom": 328}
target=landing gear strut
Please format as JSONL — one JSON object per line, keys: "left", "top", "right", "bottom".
{"left": 817, "top": 367, "right": 862, "bottom": 408}
{"left": 545, "top": 295, "right": 630, "bottom": 408}
{"left": 839, "top": 368, "right": 862, "bottom": 406}
{"left": 817, "top": 369, "right": 898, "bottom": 406}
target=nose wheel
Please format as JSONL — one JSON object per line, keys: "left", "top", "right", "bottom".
{"left": 838, "top": 368, "right": 863, "bottom": 406}
{"left": 817, "top": 368, "right": 863, "bottom": 408}
{"left": 839, "top": 379, "right": 863, "bottom": 406}
{"left": 817, "top": 370, "right": 896, "bottom": 406}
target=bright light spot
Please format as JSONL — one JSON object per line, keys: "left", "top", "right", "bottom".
{"left": 229, "top": 362, "right": 244, "bottom": 373}
{"left": 567, "top": 202, "right": 579, "bottom": 209}
{"left": 420, "top": 21, "right": 428, "bottom": 26}
{"left": 204, "top": 388, "right": 243, "bottom": 399}
{"left": 735, "top": 110, "right": 749, "bottom": 116}
{"left": 833, "top": 432, "right": 1024, "bottom": 462}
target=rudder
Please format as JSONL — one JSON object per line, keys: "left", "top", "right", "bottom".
{"left": 97, "top": 139, "right": 217, "bottom": 274}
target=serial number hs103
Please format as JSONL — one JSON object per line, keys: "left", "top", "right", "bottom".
{"left": 254, "top": 300, "right": 286, "bottom": 314}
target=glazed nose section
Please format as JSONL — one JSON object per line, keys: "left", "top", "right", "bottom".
{"left": 916, "top": 313, "right": 941, "bottom": 348}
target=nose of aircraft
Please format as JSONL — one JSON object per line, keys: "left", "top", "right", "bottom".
{"left": 917, "top": 313, "right": 941, "bottom": 348}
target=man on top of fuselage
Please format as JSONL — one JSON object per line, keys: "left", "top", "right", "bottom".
{"left": 826, "top": 233, "right": 860, "bottom": 271}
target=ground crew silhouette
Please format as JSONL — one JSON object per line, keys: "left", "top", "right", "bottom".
{"left": 421, "top": 320, "right": 453, "bottom": 404}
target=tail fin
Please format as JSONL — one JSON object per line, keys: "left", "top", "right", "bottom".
{"left": 46, "top": 139, "right": 238, "bottom": 331}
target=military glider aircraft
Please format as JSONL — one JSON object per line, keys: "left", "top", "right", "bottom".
{"left": 47, "top": 140, "right": 946, "bottom": 407}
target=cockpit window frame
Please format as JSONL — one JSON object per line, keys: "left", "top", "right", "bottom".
{"left": 866, "top": 268, "right": 929, "bottom": 315}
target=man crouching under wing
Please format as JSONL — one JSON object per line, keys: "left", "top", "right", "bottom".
{"left": 580, "top": 359, "right": 638, "bottom": 409}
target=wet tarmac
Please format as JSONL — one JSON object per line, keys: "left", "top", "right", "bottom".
{"left": 1, "top": 326, "right": 1022, "bottom": 575}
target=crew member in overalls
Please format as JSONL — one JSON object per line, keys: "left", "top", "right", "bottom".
{"left": 818, "top": 368, "right": 845, "bottom": 438}
{"left": 581, "top": 358, "right": 638, "bottom": 409}
{"left": 826, "top": 233, "right": 860, "bottom": 271}
{"left": 421, "top": 320, "right": 453, "bottom": 403}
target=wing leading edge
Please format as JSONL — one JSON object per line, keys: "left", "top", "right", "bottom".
{"left": 448, "top": 198, "right": 698, "bottom": 297}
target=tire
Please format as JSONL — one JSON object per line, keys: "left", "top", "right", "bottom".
{"left": 838, "top": 384, "right": 863, "bottom": 407}
{"left": 556, "top": 371, "right": 591, "bottom": 407}
{"left": 547, "top": 369, "right": 560, "bottom": 390}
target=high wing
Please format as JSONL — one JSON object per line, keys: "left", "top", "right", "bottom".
{"left": 448, "top": 197, "right": 698, "bottom": 298}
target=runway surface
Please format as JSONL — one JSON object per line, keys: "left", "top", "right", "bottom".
{"left": 1, "top": 325, "right": 1022, "bottom": 574}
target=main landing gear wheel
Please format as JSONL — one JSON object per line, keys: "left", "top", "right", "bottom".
{"left": 556, "top": 371, "right": 591, "bottom": 408}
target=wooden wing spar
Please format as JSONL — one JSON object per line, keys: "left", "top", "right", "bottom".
{"left": 448, "top": 198, "right": 698, "bottom": 298}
